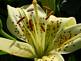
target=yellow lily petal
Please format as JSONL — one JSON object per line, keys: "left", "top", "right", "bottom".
{"left": 51, "top": 24, "right": 81, "bottom": 53}
{"left": 7, "top": 3, "right": 47, "bottom": 57}
{"left": 60, "top": 37, "right": 81, "bottom": 54}
{"left": 45, "top": 15, "right": 76, "bottom": 52}
{"left": 7, "top": 5, "right": 27, "bottom": 42}
{"left": 22, "top": 4, "right": 46, "bottom": 18}
{"left": 7, "top": 5, "right": 47, "bottom": 52}
{"left": 35, "top": 52, "right": 64, "bottom": 61}
{"left": 0, "top": 37, "right": 36, "bottom": 58}
{"left": 7, "top": 5, "right": 37, "bottom": 46}
{"left": 57, "top": 17, "right": 76, "bottom": 29}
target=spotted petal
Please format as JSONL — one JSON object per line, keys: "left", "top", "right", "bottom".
{"left": 7, "top": 4, "right": 47, "bottom": 56}
{"left": 49, "top": 23, "right": 81, "bottom": 54}
{"left": 60, "top": 37, "right": 81, "bottom": 54}
{"left": 7, "top": 4, "right": 46, "bottom": 43}
{"left": 54, "top": 24, "right": 81, "bottom": 54}
{"left": 0, "top": 37, "right": 36, "bottom": 58}
{"left": 7, "top": 5, "right": 27, "bottom": 42}
{"left": 35, "top": 52, "right": 64, "bottom": 61}
{"left": 21, "top": 4, "right": 46, "bottom": 18}
{"left": 45, "top": 15, "right": 76, "bottom": 51}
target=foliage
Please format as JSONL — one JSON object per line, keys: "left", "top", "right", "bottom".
{"left": 40, "top": 0, "right": 63, "bottom": 16}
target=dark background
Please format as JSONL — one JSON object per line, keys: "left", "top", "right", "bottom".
{"left": 0, "top": 0, "right": 81, "bottom": 61}
{"left": 60, "top": 0, "right": 81, "bottom": 23}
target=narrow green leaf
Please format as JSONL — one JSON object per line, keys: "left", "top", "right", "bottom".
{"left": 0, "top": 51, "right": 7, "bottom": 55}
{"left": 0, "top": 19, "right": 16, "bottom": 40}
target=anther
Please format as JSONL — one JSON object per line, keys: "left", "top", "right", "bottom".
{"left": 29, "top": 19, "right": 34, "bottom": 31}
{"left": 27, "top": 8, "right": 34, "bottom": 12}
{"left": 43, "top": 6, "right": 52, "bottom": 11}
{"left": 45, "top": 11, "right": 54, "bottom": 20}
{"left": 17, "top": 17, "right": 25, "bottom": 24}
{"left": 41, "top": 25, "right": 45, "bottom": 32}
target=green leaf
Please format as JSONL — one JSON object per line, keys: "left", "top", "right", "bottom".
{"left": 0, "top": 51, "right": 7, "bottom": 55}
{"left": 0, "top": 19, "right": 16, "bottom": 40}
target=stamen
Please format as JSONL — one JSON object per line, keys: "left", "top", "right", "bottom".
{"left": 32, "top": 0, "right": 39, "bottom": 21}
{"left": 27, "top": 8, "right": 34, "bottom": 12}
{"left": 45, "top": 11, "right": 54, "bottom": 20}
{"left": 43, "top": 6, "right": 52, "bottom": 11}
{"left": 41, "top": 25, "right": 45, "bottom": 32}
{"left": 29, "top": 19, "right": 34, "bottom": 31}
{"left": 32, "top": 0, "right": 37, "bottom": 4}
{"left": 17, "top": 17, "right": 25, "bottom": 24}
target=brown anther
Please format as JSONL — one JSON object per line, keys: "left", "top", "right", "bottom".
{"left": 45, "top": 11, "right": 54, "bottom": 20}
{"left": 17, "top": 17, "right": 25, "bottom": 24}
{"left": 29, "top": 19, "right": 34, "bottom": 31}
{"left": 27, "top": 8, "right": 34, "bottom": 12}
{"left": 41, "top": 25, "right": 45, "bottom": 32}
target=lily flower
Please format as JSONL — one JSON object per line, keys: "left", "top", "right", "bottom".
{"left": 0, "top": 0, "right": 81, "bottom": 61}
